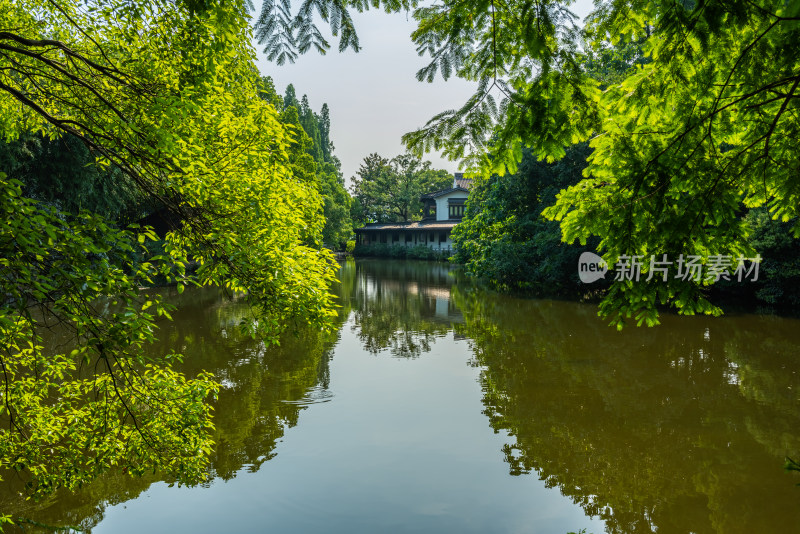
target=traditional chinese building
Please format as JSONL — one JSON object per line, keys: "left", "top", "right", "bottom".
{"left": 354, "top": 173, "right": 473, "bottom": 253}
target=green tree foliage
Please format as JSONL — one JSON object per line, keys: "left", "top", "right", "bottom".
{"left": 540, "top": 3, "right": 800, "bottom": 326}
{"left": 350, "top": 153, "right": 392, "bottom": 224}
{"left": 718, "top": 208, "right": 800, "bottom": 308}
{"left": 257, "top": 0, "right": 800, "bottom": 325}
{"left": 452, "top": 143, "right": 593, "bottom": 293}
{"left": 275, "top": 98, "right": 318, "bottom": 184}
{"left": 0, "top": 133, "right": 143, "bottom": 220}
{"left": 0, "top": 177, "right": 219, "bottom": 496}
{"left": 350, "top": 152, "right": 452, "bottom": 224}
{"left": 299, "top": 94, "right": 324, "bottom": 163}
{"left": 319, "top": 103, "right": 332, "bottom": 162}
{"left": 0, "top": 0, "right": 338, "bottom": 502}
{"left": 255, "top": 0, "right": 416, "bottom": 64}
{"left": 274, "top": 82, "right": 352, "bottom": 249}
{"left": 407, "top": 0, "right": 800, "bottom": 325}
{"left": 318, "top": 161, "right": 353, "bottom": 249}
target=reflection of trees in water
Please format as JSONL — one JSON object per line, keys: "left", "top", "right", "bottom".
{"left": 1, "top": 259, "right": 461, "bottom": 528}
{"left": 8, "top": 260, "right": 798, "bottom": 533}
{"left": 0, "top": 469, "right": 156, "bottom": 533}
{"left": 452, "top": 285, "right": 800, "bottom": 534}
{"left": 346, "top": 259, "right": 460, "bottom": 358}
{"left": 0, "top": 286, "right": 343, "bottom": 532}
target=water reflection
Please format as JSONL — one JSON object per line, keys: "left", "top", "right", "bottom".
{"left": 332, "top": 260, "right": 800, "bottom": 532}
{"left": 343, "top": 259, "right": 463, "bottom": 358}
{"left": 452, "top": 285, "right": 800, "bottom": 533}
{"left": 0, "top": 286, "right": 344, "bottom": 532}
{"left": 2, "top": 259, "right": 800, "bottom": 533}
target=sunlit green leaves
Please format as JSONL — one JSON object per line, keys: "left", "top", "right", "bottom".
{"left": 0, "top": 0, "right": 338, "bottom": 503}
{"left": 541, "top": 0, "right": 800, "bottom": 324}
{"left": 0, "top": 175, "right": 218, "bottom": 495}
{"left": 400, "top": 0, "right": 800, "bottom": 324}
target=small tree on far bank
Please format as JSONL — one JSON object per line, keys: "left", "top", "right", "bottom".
{"left": 350, "top": 153, "right": 452, "bottom": 224}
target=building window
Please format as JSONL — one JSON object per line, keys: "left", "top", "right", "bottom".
{"left": 405, "top": 233, "right": 412, "bottom": 243}
{"left": 424, "top": 202, "right": 436, "bottom": 219}
{"left": 439, "top": 232, "right": 447, "bottom": 243}
{"left": 393, "top": 233, "right": 399, "bottom": 242}
{"left": 380, "top": 233, "right": 387, "bottom": 243}
{"left": 448, "top": 204, "right": 465, "bottom": 219}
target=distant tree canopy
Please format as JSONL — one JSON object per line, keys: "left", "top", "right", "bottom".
{"left": 350, "top": 153, "right": 452, "bottom": 224}
{"left": 0, "top": 0, "right": 338, "bottom": 503}
{"left": 278, "top": 83, "right": 352, "bottom": 249}
{"left": 256, "top": 0, "right": 800, "bottom": 325}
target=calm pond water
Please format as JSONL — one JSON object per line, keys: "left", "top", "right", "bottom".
{"left": 3, "top": 258, "right": 800, "bottom": 533}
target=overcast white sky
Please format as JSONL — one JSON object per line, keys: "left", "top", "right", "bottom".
{"left": 252, "top": 1, "right": 595, "bottom": 182}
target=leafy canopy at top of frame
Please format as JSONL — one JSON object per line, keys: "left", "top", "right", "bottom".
{"left": 256, "top": 0, "right": 800, "bottom": 327}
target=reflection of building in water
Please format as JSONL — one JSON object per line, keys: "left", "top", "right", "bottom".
{"left": 349, "top": 259, "right": 467, "bottom": 358}
{"left": 423, "top": 286, "right": 461, "bottom": 325}
{"left": 435, "top": 295, "right": 449, "bottom": 319}
{"left": 354, "top": 260, "right": 464, "bottom": 326}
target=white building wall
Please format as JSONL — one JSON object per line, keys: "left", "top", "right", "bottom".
{"left": 434, "top": 190, "right": 468, "bottom": 221}
{"left": 435, "top": 196, "right": 449, "bottom": 221}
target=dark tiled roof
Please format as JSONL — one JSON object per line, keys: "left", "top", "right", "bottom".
{"left": 355, "top": 220, "right": 459, "bottom": 232}
{"left": 454, "top": 175, "right": 473, "bottom": 189}
{"left": 420, "top": 186, "right": 469, "bottom": 199}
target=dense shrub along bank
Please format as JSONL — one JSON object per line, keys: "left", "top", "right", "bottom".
{"left": 353, "top": 244, "right": 452, "bottom": 261}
